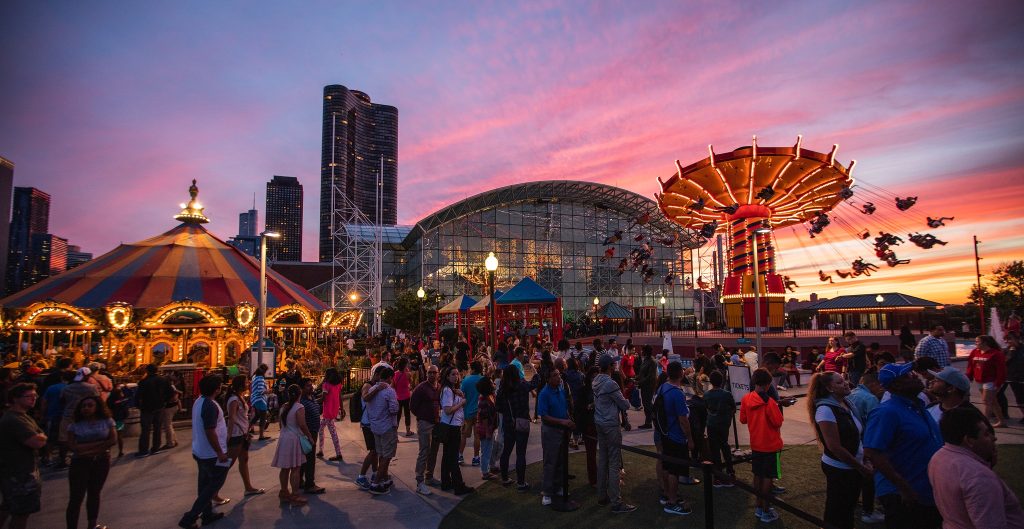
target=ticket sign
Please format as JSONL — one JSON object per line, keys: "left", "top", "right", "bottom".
{"left": 728, "top": 364, "right": 752, "bottom": 402}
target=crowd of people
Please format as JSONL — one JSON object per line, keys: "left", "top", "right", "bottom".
{"left": 1, "top": 328, "right": 1022, "bottom": 529}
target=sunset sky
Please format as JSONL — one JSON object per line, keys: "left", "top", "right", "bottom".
{"left": 2, "top": 1, "right": 1022, "bottom": 304}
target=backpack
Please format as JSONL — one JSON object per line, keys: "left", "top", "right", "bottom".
{"left": 349, "top": 382, "right": 367, "bottom": 423}
{"left": 654, "top": 385, "right": 682, "bottom": 438}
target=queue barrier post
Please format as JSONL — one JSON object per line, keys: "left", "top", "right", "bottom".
{"left": 702, "top": 460, "right": 715, "bottom": 529}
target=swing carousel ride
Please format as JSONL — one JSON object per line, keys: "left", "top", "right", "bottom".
{"left": 654, "top": 135, "right": 953, "bottom": 330}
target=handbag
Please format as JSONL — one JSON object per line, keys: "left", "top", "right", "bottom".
{"left": 299, "top": 434, "right": 313, "bottom": 454}
{"left": 507, "top": 396, "right": 530, "bottom": 433}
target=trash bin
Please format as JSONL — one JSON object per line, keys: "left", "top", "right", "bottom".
{"left": 123, "top": 407, "right": 141, "bottom": 438}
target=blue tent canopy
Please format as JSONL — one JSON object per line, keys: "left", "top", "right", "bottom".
{"left": 496, "top": 277, "right": 557, "bottom": 305}
{"left": 438, "top": 294, "right": 478, "bottom": 314}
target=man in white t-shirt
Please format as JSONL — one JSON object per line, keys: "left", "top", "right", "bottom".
{"left": 743, "top": 349, "right": 760, "bottom": 372}
{"left": 346, "top": 336, "right": 356, "bottom": 352}
{"left": 178, "top": 375, "right": 230, "bottom": 529}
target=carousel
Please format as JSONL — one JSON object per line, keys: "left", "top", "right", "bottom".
{"left": 0, "top": 181, "right": 353, "bottom": 375}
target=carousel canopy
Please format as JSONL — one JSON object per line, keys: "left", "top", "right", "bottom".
{"left": 497, "top": 277, "right": 557, "bottom": 305}
{"left": 438, "top": 295, "right": 478, "bottom": 314}
{"left": 0, "top": 184, "right": 324, "bottom": 311}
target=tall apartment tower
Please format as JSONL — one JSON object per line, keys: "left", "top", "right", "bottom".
{"left": 30, "top": 234, "right": 67, "bottom": 284}
{"left": 5, "top": 187, "right": 50, "bottom": 294}
{"left": 319, "top": 84, "right": 398, "bottom": 262}
{"left": 0, "top": 157, "right": 13, "bottom": 294}
{"left": 239, "top": 209, "right": 258, "bottom": 237}
{"left": 265, "top": 175, "right": 303, "bottom": 262}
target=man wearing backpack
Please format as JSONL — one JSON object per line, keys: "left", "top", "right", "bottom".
{"left": 593, "top": 356, "right": 637, "bottom": 514}
{"left": 656, "top": 361, "right": 695, "bottom": 516}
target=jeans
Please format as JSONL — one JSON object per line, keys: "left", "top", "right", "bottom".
{"left": 540, "top": 424, "right": 566, "bottom": 496}
{"left": 596, "top": 423, "right": 623, "bottom": 504}
{"left": 583, "top": 424, "right": 597, "bottom": 486}
{"left": 138, "top": 409, "right": 163, "bottom": 454}
{"left": 479, "top": 437, "right": 493, "bottom": 476}
{"left": 706, "top": 424, "right": 734, "bottom": 474}
{"left": 822, "top": 463, "right": 861, "bottom": 529}
{"left": 67, "top": 455, "right": 110, "bottom": 528}
{"left": 300, "top": 433, "right": 318, "bottom": 488}
{"left": 439, "top": 423, "right": 465, "bottom": 489}
{"left": 181, "top": 456, "right": 231, "bottom": 525}
{"left": 640, "top": 385, "right": 655, "bottom": 426}
{"left": 415, "top": 420, "right": 439, "bottom": 482}
{"left": 500, "top": 423, "right": 529, "bottom": 484}
{"left": 879, "top": 494, "right": 942, "bottom": 529}
{"left": 861, "top": 472, "right": 875, "bottom": 513}
{"left": 489, "top": 417, "right": 504, "bottom": 471}
{"left": 398, "top": 399, "right": 412, "bottom": 431}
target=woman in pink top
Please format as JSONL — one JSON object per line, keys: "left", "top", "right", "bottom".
{"left": 317, "top": 368, "right": 346, "bottom": 461}
{"left": 967, "top": 335, "right": 1008, "bottom": 428}
{"left": 817, "top": 337, "right": 846, "bottom": 374}
{"left": 395, "top": 357, "right": 414, "bottom": 436}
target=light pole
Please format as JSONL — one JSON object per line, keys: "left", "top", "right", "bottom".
{"left": 417, "top": 287, "right": 426, "bottom": 340}
{"left": 659, "top": 296, "right": 666, "bottom": 336}
{"left": 593, "top": 297, "right": 599, "bottom": 334}
{"left": 751, "top": 225, "right": 771, "bottom": 355}
{"left": 485, "top": 252, "right": 499, "bottom": 353}
{"left": 258, "top": 231, "right": 280, "bottom": 370}
{"left": 875, "top": 294, "right": 884, "bottom": 332}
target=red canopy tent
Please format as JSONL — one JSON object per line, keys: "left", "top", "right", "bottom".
{"left": 435, "top": 295, "right": 477, "bottom": 349}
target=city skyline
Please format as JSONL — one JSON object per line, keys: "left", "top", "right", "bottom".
{"left": 1, "top": 1, "right": 1022, "bottom": 303}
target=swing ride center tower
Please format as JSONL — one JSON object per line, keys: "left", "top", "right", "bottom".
{"left": 658, "top": 138, "right": 854, "bottom": 331}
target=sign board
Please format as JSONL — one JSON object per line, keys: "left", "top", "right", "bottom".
{"left": 736, "top": 337, "right": 752, "bottom": 345}
{"left": 728, "top": 364, "right": 752, "bottom": 402}
{"left": 662, "top": 333, "right": 673, "bottom": 354}
{"left": 250, "top": 338, "right": 277, "bottom": 378}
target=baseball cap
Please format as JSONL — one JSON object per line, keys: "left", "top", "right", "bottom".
{"left": 932, "top": 366, "right": 970, "bottom": 394}
{"left": 74, "top": 366, "right": 92, "bottom": 382}
{"left": 877, "top": 362, "right": 915, "bottom": 388}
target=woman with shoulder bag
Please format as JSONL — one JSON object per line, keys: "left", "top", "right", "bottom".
{"left": 226, "top": 375, "right": 264, "bottom": 497}
{"left": 271, "top": 384, "right": 313, "bottom": 506}
{"left": 496, "top": 367, "right": 532, "bottom": 490}
{"left": 66, "top": 395, "right": 117, "bottom": 529}
{"left": 439, "top": 366, "right": 474, "bottom": 495}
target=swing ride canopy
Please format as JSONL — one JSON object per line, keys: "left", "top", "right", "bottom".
{"left": 656, "top": 137, "right": 854, "bottom": 232}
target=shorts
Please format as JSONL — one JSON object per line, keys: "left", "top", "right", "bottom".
{"left": 361, "top": 425, "right": 376, "bottom": 452}
{"left": 751, "top": 451, "right": 781, "bottom": 479}
{"left": 374, "top": 429, "right": 398, "bottom": 460}
{"left": 0, "top": 472, "right": 42, "bottom": 516}
{"left": 461, "top": 416, "right": 477, "bottom": 437}
{"left": 227, "top": 435, "right": 250, "bottom": 450}
{"left": 982, "top": 382, "right": 995, "bottom": 391}
{"left": 660, "top": 438, "right": 689, "bottom": 476}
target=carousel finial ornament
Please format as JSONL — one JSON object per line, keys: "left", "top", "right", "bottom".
{"left": 174, "top": 178, "right": 210, "bottom": 224}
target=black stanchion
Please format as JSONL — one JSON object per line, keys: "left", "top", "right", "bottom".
{"left": 702, "top": 460, "right": 715, "bottom": 529}
{"left": 551, "top": 428, "right": 579, "bottom": 512}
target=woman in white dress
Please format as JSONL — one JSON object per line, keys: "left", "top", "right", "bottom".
{"left": 271, "top": 384, "right": 313, "bottom": 506}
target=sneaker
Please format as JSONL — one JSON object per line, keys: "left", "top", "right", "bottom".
{"left": 381, "top": 479, "right": 393, "bottom": 488}
{"left": 425, "top": 478, "right": 442, "bottom": 487}
{"left": 355, "top": 476, "right": 371, "bottom": 490}
{"left": 755, "top": 507, "right": 764, "bottom": 518}
{"left": 658, "top": 495, "right": 669, "bottom": 506}
{"left": 471, "top": 456, "right": 480, "bottom": 466}
{"left": 611, "top": 503, "right": 638, "bottom": 514}
{"left": 861, "top": 511, "right": 885, "bottom": 523}
{"left": 663, "top": 502, "right": 692, "bottom": 515}
{"left": 416, "top": 482, "right": 432, "bottom": 496}
{"left": 516, "top": 482, "right": 531, "bottom": 492}
{"left": 759, "top": 507, "right": 780, "bottom": 523}
{"left": 367, "top": 483, "right": 390, "bottom": 495}
{"left": 502, "top": 477, "right": 515, "bottom": 486}
{"left": 458, "top": 455, "right": 465, "bottom": 465}
{"left": 713, "top": 479, "right": 735, "bottom": 488}
{"left": 200, "top": 512, "right": 226, "bottom": 525}
{"left": 678, "top": 476, "right": 701, "bottom": 485}
{"left": 771, "top": 484, "right": 787, "bottom": 494}
{"left": 541, "top": 496, "right": 552, "bottom": 506}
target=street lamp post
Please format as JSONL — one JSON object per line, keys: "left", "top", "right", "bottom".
{"left": 417, "top": 287, "right": 426, "bottom": 340}
{"left": 659, "top": 296, "right": 666, "bottom": 337}
{"left": 751, "top": 225, "right": 771, "bottom": 355}
{"left": 258, "top": 231, "right": 281, "bottom": 370}
{"left": 485, "top": 252, "right": 499, "bottom": 353}
{"left": 593, "top": 297, "right": 599, "bottom": 334}
{"left": 875, "top": 294, "right": 885, "bottom": 332}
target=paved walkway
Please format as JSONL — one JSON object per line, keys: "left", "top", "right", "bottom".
{"left": 35, "top": 379, "right": 1024, "bottom": 528}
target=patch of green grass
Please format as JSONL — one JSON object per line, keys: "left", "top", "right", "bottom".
{"left": 441, "top": 444, "right": 1024, "bottom": 529}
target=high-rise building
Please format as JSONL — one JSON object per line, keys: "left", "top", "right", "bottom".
{"left": 5, "top": 187, "right": 50, "bottom": 294}
{"left": 0, "top": 156, "right": 13, "bottom": 294}
{"left": 265, "top": 175, "right": 303, "bottom": 261}
{"left": 66, "top": 245, "right": 93, "bottom": 270}
{"left": 239, "top": 209, "right": 258, "bottom": 237}
{"left": 30, "top": 233, "right": 67, "bottom": 284}
{"left": 319, "top": 84, "right": 398, "bottom": 261}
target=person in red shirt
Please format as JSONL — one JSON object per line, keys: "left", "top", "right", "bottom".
{"left": 967, "top": 335, "right": 1007, "bottom": 428}
{"left": 740, "top": 368, "right": 785, "bottom": 523}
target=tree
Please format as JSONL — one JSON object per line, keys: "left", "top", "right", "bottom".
{"left": 991, "top": 261, "right": 1024, "bottom": 308}
{"left": 382, "top": 288, "right": 441, "bottom": 335}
